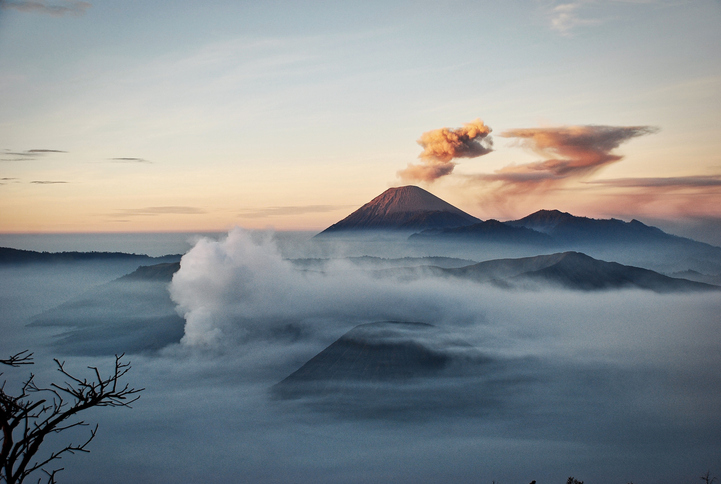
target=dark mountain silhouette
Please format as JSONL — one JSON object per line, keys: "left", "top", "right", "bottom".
{"left": 289, "top": 255, "right": 477, "bottom": 270}
{"left": 274, "top": 322, "right": 489, "bottom": 394}
{"left": 277, "top": 322, "right": 455, "bottom": 386}
{"left": 669, "top": 269, "right": 721, "bottom": 286}
{"left": 0, "top": 246, "right": 181, "bottom": 265}
{"left": 412, "top": 209, "right": 676, "bottom": 246}
{"left": 272, "top": 322, "right": 521, "bottom": 421}
{"left": 317, "top": 185, "right": 480, "bottom": 235}
{"left": 504, "top": 209, "right": 576, "bottom": 234}
{"left": 30, "top": 263, "right": 185, "bottom": 355}
{"left": 410, "top": 219, "right": 554, "bottom": 245}
{"left": 409, "top": 208, "right": 721, "bottom": 274}
{"left": 440, "top": 251, "right": 718, "bottom": 292}
{"left": 117, "top": 261, "right": 180, "bottom": 282}
{"left": 507, "top": 209, "right": 674, "bottom": 244}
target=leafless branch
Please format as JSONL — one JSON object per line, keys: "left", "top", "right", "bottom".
{"left": 0, "top": 352, "right": 34, "bottom": 369}
{"left": 1, "top": 351, "right": 142, "bottom": 484}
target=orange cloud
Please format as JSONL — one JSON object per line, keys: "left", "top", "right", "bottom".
{"left": 454, "top": 124, "right": 660, "bottom": 216}
{"left": 398, "top": 118, "right": 493, "bottom": 183}
{"left": 582, "top": 175, "right": 721, "bottom": 219}
{"left": 498, "top": 125, "right": 658, "bottom": 179}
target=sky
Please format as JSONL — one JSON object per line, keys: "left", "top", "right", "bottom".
{"left": 1, "top": 0, "right": 720, "bottom": 235}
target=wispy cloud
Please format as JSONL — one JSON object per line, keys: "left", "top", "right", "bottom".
{"left": 237, "top": 205, "right": 353, "bottom": 219}
{"left": 0, "top": 0, "right": 91, "bottom": 16}
{"left": 0, "top": 149, "right": 67, "bottom": 162}
{"left": 546, "top": 0, "right": 668, "bottom": 35}
{"left": 109, "top": 157, "right": 152, "bottom": 164}
{"left": 30, "top": 180, "right": 68, "bottom": 184}
{"left": 548, "top": 1, "right": 600, "bottom": 35}
{"left": 588, "top": 175, "right": 721, "bottom": 188}
{"left": 0, "top": 177, "right": 19, "bottom": 185}
{"left": 109, "top": 206, "right": 206, "bottom": 218}
{"left": 581, "top": 174, "right": 721, "bottom": 217}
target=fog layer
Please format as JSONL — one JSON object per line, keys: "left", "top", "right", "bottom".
{"left": 2, "top": 230, "right": 719, "bottom": 483}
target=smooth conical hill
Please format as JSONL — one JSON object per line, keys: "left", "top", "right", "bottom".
{"left": 318, "top": 186, "right": 480, "bottom": 234}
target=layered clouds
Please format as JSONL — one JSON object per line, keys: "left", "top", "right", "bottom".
{"left": 398, "top": 121, "right": 657, "bottom": 189}
{"left": 396, "top": 120, "right": 672, "bottom": 215}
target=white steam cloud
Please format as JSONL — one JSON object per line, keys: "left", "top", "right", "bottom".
{"left": 170, "top": 229, "right": 500, "bottom": 347}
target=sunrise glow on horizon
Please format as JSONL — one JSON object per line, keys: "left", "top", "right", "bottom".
{"left": 1, "top": 1, "right": 720, "bottom": 235}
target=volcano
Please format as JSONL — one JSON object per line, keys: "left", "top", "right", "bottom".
{"left": 317, "top": 185, "right": 480, "bottom": 235}
{"left": 272, "top": 322, "right": 501, "bottom": 420}
{"left": 273, "top": 322, "right": 485, "bottom": 396}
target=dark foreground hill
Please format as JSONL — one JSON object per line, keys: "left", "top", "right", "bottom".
{"left": 317, "top": 185, "right": 480, "bottom": 235}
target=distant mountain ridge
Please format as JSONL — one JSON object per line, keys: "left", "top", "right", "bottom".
{"left": 407, "top": 206, "right": 721, "bottom": 274}
{"left": 507, "top": 209, "right": 673, "bottom": 244}
{"left": 376, "top": 251, "right": 718, "bottom": 292}
{"left": 413, "top": 209, "right": 683, "bottom": 246}
{"left": 0, "top": 247, "right": 181, "bottom": 265}
{"left": 318, "top": 185, "right": 480, "bottom": 234}
{"left": 440, "top": 251, "right": 718, "bottom": 292}
{"left": 410, "top": 219, "right": 554, "bottom": 245}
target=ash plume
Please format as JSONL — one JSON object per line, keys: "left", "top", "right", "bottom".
{"left": 498, "top": 125, "right": 657, "bottom": 180}
{"left": 465, "top": 124, "right": 658, "bottom": 203}
{"left": 398, "top": 118, "right": 493, "bottom": 183}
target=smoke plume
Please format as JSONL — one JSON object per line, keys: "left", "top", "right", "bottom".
{"left": 460, "top": 124, "right": 659, "bottom": 211}
{"left": 169, "top": 228, "right": 498, "bottom": 347}
{"left": 398, "top": 119, "right": 493, "bottom": 183}
{"left": 497, "top": 125, "right": 657, "bottom": 180}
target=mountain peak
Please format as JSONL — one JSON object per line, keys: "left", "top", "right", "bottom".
{"left": 508, "top": 209, "right": 577, "bottom": 230}
{"left": 361, "top": 186, "right": 470, "bottom": 216}
{"left": 318, "top": 186, "right": 480, "bottom": 234}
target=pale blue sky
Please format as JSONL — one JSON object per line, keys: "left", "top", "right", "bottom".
{"left": 1, "top": 0, "right": 720, "bottom": 232}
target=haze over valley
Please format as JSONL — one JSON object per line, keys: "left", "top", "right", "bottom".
{"left": 2, "top": 185, "right": 721, "bottom": 483}
{"left": 2, "top": 1, "right": 720, "bottom": 482}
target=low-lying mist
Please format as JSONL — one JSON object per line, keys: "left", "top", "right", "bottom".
{"left": 1, "top": 229, "right": 719, "bottom": 483}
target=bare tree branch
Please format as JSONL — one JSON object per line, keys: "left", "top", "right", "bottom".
{"left": 0, "top": 352, "right": 34, "bottom": 369}
{"left": 1, "top": 351, "right": 142, "bottom": 484}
